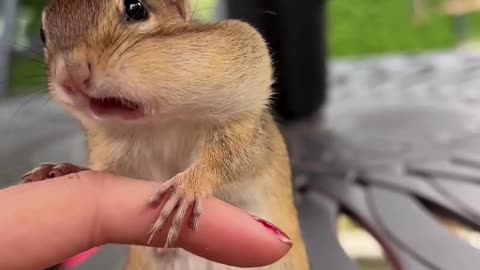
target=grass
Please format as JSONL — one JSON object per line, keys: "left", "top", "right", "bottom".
{"left": 327, "top": 0, "right": 460, "bottom": 58}
{"left": 9, "top": 0, "right": 480, "bottom": 95}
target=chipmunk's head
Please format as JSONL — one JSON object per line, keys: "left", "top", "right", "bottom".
{"left": 42, "top": 0, "right": 273, "bottom": 128}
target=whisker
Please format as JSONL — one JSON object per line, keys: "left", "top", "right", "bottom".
{"left": 5, "top": 88, "right": 49, "bottom": 132}
{"left": 25, "top": 74, "right": 48, "bottom": 79}
{"left": 7, "top": 40, "right": 44, "bottom": 58}
{"left": 0, "top": 55, "right": 47, "bottom": 71}
{"left": 0, "top": 81, "right": 46, "bottom": 90}
{"left": 262, "top": 10, "right": 278, "bottom": 16}
{"left": 40, "top": 94, "right": 55, "bottom": 109}
{"left": 107, "top": 25, "right": 134, "bottom": 61}
{"left": 1, "top": 72, "right": 48, "bottom": 88}
{"left": 28, "top": 58, "right": 48, "bottom": 66}
{"left": 191, "top": 0, "right": 200, "bottom": 21}
{"left": 101, "top": 21, "right": 124, "bottom": 56}
{"left": 116, "top": 35, "right": 147, "bottom": 61}
{"left": 110, "top": 23, "right": 142, "bottom": 63}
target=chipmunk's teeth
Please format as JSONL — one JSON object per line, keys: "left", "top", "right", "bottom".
{"left": 89, "top": 96, "right": 144, "bottom": 120}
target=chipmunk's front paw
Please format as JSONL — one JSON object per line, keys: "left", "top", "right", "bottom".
{"left": 147, "top": 175, "right": 203, "bottom": 248}
{"left": 20, "top": 162, "right": 88, "bottom": 184}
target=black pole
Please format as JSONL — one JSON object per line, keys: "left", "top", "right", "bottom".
{"left": 225, "top": 0, "right": 329, "bottom": 121}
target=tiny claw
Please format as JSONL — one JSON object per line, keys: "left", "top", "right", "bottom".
{"left": 147, "top": 230, "right": 157, "bottom": 245}
{"left": 147, "top": 181, "right": 176, "bottom": 208}
{"left": 21, "top": 177, "right": 33, "bottom": 184}
{"left": 189, "top": 200, "right": 202, "bottom": 230}
{"left": 19, "top": 162, "right": 88, "bottom": 184}
{"left": 48, "top": 169, "right": 62, "bottom": 178}
{"left": 21, "top": 172, "right": 33, "bottom": 180}
{"left": 164, "top": 228, "right": 176, "bottom": 248}
{"left": 19, "top": 163, "right": 55, "bottom": 184}
{"left": 165, "top": 200, "right": 191, "bottom": 247}
{"left": 146, "top": 176, "right": 204, "bottom": 248}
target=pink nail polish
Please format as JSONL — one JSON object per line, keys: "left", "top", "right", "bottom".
{"left": 252, "top": 216, "right": 293, "bottom": 245}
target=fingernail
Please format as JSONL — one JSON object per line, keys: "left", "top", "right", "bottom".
{"left": 252, "top": 216, "right": 293, "bottom": 245}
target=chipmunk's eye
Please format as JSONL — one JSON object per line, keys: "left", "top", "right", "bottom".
{"left": 124, "top": 0, "right": 148, "bottom": 22}
{"left": 40, "top": 27, "right": 46, "bottom": 45}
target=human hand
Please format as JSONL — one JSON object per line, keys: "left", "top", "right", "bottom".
{"left": 0, "top": 171, "right": 293, "bottom": 270}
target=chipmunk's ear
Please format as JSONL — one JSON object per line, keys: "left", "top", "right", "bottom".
{"left": 169, "top": 0, "right": 191, "bottom": 22}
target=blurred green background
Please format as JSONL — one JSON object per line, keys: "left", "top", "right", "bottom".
{"left": 7, "top": 0, "right": 480, "bottom": 95}
{"left": 328, "top": 0, "right": 456, "bottom": 57}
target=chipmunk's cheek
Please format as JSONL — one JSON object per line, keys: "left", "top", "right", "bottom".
{"left": 49, "top": 70, "right": 75, "bottom": 106}
{"left": 50, "top": 82, "right": 73, "bottom": 104}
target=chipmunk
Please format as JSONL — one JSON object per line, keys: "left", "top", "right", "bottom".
{"left": 21, "top": 0, "right": 310, "bottom": 269}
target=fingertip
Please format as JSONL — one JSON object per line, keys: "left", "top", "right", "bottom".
{"left": 177, "top": 199, "right": 293, "bottom": 267}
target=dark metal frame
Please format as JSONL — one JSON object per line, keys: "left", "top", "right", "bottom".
{"left": 225, "top": 0, "right": 329, "bottom": 121}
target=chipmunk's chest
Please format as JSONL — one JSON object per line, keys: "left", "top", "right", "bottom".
{"left": 89, "top": 124, "right": 204, "bottom": 182}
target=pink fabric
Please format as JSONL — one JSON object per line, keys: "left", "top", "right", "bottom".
{"left": 60, "top": 247, "right": 100, "bottom": 269}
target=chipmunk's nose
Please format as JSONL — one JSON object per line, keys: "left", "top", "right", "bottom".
{"left": 57, "top": 57, "right": 91, "bottom": 94}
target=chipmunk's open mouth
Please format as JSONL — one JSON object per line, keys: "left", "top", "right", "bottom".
{"left": 89, "top": 97, "right": 144, "bottom": 120}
